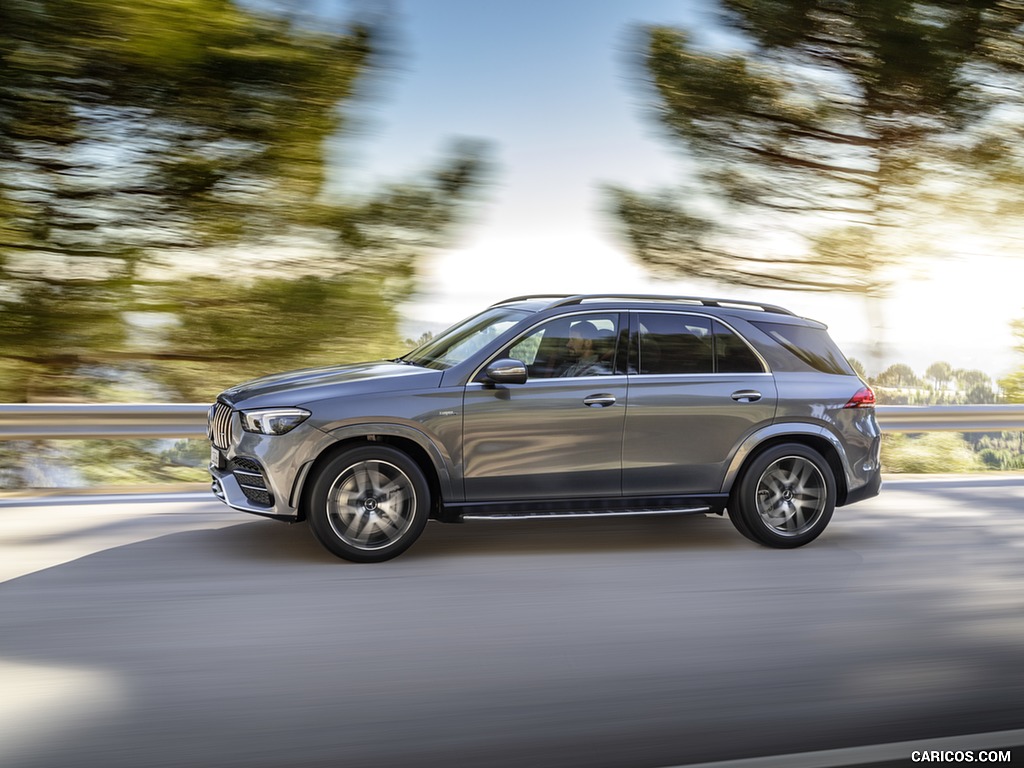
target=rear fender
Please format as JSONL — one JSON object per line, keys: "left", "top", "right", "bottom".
{"left": 721, "top": 423, "right": 854, "bottom": 495}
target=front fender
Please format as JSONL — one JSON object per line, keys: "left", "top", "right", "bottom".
{"left": 321, "top": 422, "right": 458, "bottom": 502}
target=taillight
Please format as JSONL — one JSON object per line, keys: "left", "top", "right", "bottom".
{"left": 844, "top": 386, "right": 876, "bottom": 408}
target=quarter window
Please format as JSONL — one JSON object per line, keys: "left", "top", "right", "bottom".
{"left": 752, "top": 321, "right": 853, "bottom": 375}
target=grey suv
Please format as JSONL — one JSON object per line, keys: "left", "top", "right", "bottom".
{"left": 208, "top": 294, "right": 881, "bottom": 562}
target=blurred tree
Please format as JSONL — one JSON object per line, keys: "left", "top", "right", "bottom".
{"left": 872, "top": 360, "right": 1000, "bottom": 404}
{"left": 999, "top": 317, "right": 1024, "bottom": 403}
{"left": 955, "top": 368, "right": 993, "bottom": 391}
{"left": 951, "top": 368, "right": 997, "bottom": 404}
{"left": 874, "top": 363, "right": 921, "bottom": 389}
{"left": 404, "top": 330, "right": 436, "bottom": 348}
{"left": 964, "top": 383, "right": 997, "bottom": 404}
{"left": 926, "top": 361, "right": 954, "bottom": 390}
{"left": 608, "top": 1, "right": 1024, "bottom": 363}
{"left": 0, "top": 0, "right": 488, "bottom": 401}
{"left": 847, "top": 356, "right": 868, "bottom": 381}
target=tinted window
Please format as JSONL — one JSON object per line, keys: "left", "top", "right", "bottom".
{"left": 637, "top": 314, "right": 713, "bottom": 374}
{"left": 635, "top": 314, "right": 764, "bottom": 374}
{"left": 502, "top": 313, "right": 620, "bottom": 378}
{"left": 752, "top": 321, "right": 854, "bottom": 375}
{"left": 713, "top": 321, "right": 764, "bottom": 373}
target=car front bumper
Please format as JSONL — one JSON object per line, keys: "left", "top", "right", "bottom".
{"left": 208, "top": 409, "right": 338, "bottom": 521}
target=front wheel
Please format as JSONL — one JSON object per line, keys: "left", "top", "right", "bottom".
{"left": 308, "top": 445, "right": 430, "bottom": 563}
{"left": 729, "top": 443, "right": 836, "bottom": 548}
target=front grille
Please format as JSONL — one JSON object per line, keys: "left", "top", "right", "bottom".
{"left": 230, "top": 457, "right": 273, "bottom": 507}
{"left": 209, "top": 401, "right": 233, "bottom": 450}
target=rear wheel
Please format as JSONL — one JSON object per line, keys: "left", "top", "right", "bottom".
{"left": 729, "top": 443, "right": 836, "bottom": 548}
{"left": 308, "top": 445, "right": 430, "bottom": 563}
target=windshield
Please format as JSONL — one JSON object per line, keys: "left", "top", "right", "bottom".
{"left": 402, "top": 306, "right": 530, "bottom": 370}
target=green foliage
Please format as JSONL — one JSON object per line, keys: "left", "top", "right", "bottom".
{"left": 0, "top": 0, "right": 489, "bottom": 402}
{"left": 978, "top": 448, "right": 1024, "bottom": 470}
{"left": 72, "top": 440, "right": 209, "bottom": 486}
{"left": 1000, "top": 317, "right": 1024, "bottom": 403}
{"left": 861, "top": 355, "right": 1023, "bottom": 473}
{"left": 925, "top": 361, "right": 954, "bottom": 389}
{"left": 609, "top": 2, "right": 1024, "bottom": 296}
{"left": 874, "top": 363, "right": 923, "bottom": 391}
{"left": 868, "top": 361, "right": 1001, "bottom": 405}
{"left": 882, "top": 432, "right": 984, "bottom": 474}
{"left": 0, "top": 438, "right": 210, "bottom": 489}
{"left": 847, "top": 357, "right": 868, "bottom": 381}
{"left": 1001, "top": 369, "right": 1024, "bottom": 403}
{"left": 0, "top": 281, "right": 130, "bottom": 400}
{"left": 970, "top": 432, "right": 1024, "bottom": 470}
{"left": 2, "top": 0, "right": 373, "bottom": 241}
{"left": 151, "top": 272, "right": 410, "bottom": 400}
{"left": 0, "top": 445, "right": 24, "bottom": 488}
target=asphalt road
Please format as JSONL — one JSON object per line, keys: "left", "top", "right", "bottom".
{"left": 1, "top": 477, "right": 1023, "bottom": 768}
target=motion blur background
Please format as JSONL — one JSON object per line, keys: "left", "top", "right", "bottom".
{"left": 3, "top": 0, "right": 1024, "bottom": 487}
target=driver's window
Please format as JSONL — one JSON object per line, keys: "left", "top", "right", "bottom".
{"left": 503, "top": 314, "right": 619, "bottom": 379}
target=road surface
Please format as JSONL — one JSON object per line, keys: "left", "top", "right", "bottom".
{"left": 1, "top": 477, "right": 1023, "bottom": 767}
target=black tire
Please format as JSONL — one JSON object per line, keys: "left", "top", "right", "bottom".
{"left": 725, "top": 495, "right": 760, "bottom": 544}
{"left": 728, "top": 443, "right": 836, "bottom": 549}
{"left": 307, "top": 445, "right": 430, "bottom": 563}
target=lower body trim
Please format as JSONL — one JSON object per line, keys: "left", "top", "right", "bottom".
{"left": 461, "top": 506, "right": 711, "bottom": 521}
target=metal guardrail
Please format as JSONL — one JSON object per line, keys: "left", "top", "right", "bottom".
{"left": 875, "top": 405, "right": 1024, "bottom": 432}
{"left": 0, "top": 404, "right": 209, "bottom": 440}
{"left": 1, "top": 403, "right": 1023, "bottom": 441}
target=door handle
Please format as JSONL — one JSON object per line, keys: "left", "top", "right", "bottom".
{"left": 731, "top": 390, "right": 762, "bottom": 403}
{"left": 583, "top": 394, "right": 617, "bottom": 408}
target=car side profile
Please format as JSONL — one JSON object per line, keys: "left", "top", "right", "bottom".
{"left": 208, "top": 294, "right": 881, "bottom": 562}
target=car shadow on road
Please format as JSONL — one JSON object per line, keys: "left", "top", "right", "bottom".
{"left": 413, "top": 512, "right": 746, "bottom": 559}
{"left": 211, "top": 510, "right": 751, "bottom": 565}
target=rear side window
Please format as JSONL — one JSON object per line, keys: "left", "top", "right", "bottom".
{"left": 637, "top": 314, "right": 713, "bottom": 374}
{"left": 752, "top": 321, "right": 855, "bottom": 376}
{"left": 712, "top": 321, "right": 764, "bottom": 373}
{"left": 634, "top": 314, "right": 764, "bottom": 374}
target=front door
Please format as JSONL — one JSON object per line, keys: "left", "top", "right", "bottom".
{"left": 461, "top": 312, "right": 626, "bottom": 501}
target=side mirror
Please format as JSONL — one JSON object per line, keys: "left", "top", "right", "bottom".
{"left": 483, "top": 358, "right": 528, "bottom": 385}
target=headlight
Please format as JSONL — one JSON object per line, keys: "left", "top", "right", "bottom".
{"left": 240, "top": 407, "right": 311, "bottom": 435}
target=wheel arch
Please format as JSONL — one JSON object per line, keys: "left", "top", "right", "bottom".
{"left": 293, "top": 426, "right": 453, "bottom": 521}
{"left": 722, "top": 425, "right": 852, "bottom": 506}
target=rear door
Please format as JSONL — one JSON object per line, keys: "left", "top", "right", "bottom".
{"left": 622, "top": 311, "right": 777, "bottom": 495}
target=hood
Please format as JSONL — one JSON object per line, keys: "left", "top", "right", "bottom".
{"left": 219, "top": 360, "right": 443, "bottom": 409}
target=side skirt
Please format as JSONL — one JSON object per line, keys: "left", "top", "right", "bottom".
{"left": 437, "top": 494, "right": 729, "bottom": 523}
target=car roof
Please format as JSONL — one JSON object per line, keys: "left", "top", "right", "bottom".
{"left": 491, "top": 293, "right": 801, "bottom": 318}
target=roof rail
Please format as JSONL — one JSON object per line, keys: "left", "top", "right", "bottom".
{"left": 491, "top": 294, "right": 573, "bottom": 305}
{"left": 499, "top": 296, "right": 794, "bottom": 317}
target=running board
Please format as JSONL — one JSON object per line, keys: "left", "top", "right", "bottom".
{"left": 460, "top": 506, "right": 711, "bottom": 522}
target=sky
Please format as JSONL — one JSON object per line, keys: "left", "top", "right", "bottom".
{"left": 331, "top": 0, "right": 1024, "bottom": 380}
